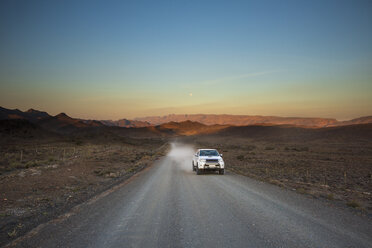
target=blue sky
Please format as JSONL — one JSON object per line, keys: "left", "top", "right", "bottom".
{"left": 0, "top": 0, "right": 371, "bottom": 120}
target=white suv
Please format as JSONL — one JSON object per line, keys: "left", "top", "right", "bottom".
{"left": 192, "top": 149, "right": 225, "bottom": 175}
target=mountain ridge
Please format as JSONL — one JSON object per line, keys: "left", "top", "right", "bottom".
{"left": 135, "top": 114, "right": 372, "bottom": 127}
{"left": 1, "top": 106, "right": 372, "bottom": 142}
{"left": 98, "top": 119, "right": 151, "bottom": 128}
{"left": 0, "top": 107, "right": 150, "bottom": 129}
{"left": 1, "top": 107, "right": 372, "bottom": 129}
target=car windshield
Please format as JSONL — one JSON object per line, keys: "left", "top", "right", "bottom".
{"left": 200, "top": 150, "right": 219, "bottom": 156}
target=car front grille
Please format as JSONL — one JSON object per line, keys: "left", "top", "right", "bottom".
{"left": 206, "top": 159, "right": 219, "bottom": 163}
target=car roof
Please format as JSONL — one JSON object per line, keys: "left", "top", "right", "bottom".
{"left": 198, "top": 149, "right": 217, "bottom": 151}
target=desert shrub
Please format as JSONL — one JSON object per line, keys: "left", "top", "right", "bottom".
{"left": 296, "top": 188, "right": 307, "bottom": 194}
{"left": 7, "top": 228, "right": 17, "bottom": 238}
{"left": 48, "top": 157, "right": 56, "bottom": 162}
{"left": 347, "top": 200, "right": 361, "bottom": 208}
{"left": 9, "top": 161, "right": 22, "bottom": 169}
{"left": 265, "top": 146, "right": 274, "bottom": 150}
{"left": 236, "top": 155, "right": 244, "bottom": 161}
{"left": 246, "top": 145, "right": 256, "bottom": 151}
{"left": 292, "top": 147, "right": 309, "bottom": 152}
{"left": 71, "top": 138, "right": 83, "bottom": 146}
{"left": 327, "top": 193, "right": 334, "bottom": 200}
{"left": 284, "top": 146, "right": 309, "bottom": 152}
{"left": 71, "top": 187, "right": 80, "bottom": 192}
{"left": 94, "top": 169, "right": 114, "bottom": 177}
{"left": 25, "top": 160, "right": 38, "bottom": 168}
{"left": 228, "top": 145, "right": 240, "bottom": 149}
{"left": 93, "top": 170, "right": 105, "bottom": 176}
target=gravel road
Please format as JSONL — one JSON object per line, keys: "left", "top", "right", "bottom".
{"left": 7, "top": 144, "right": 372, "bottom": 248}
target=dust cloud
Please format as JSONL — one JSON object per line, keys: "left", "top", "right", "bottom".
{"left": 167, "top": 143, "right": 195, "bottom": 171}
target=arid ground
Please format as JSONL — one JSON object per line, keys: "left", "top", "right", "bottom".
{"left": 0, "top": 134, "right": 168, "bottom": 246}
{"left": 1, "top": 112, "right": 372, "bottom": 246}
{"left": 4, "top": 143, "right": 372, "bottom": 248}
{"left": 181, "top": 133, "right": 372, "bottom": 214}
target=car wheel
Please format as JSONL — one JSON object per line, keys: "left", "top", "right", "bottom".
{"left": 192, "top": 162, "right": 195, "bottom": 171}
{"left": 219, "top": 169, "right": 225, "bottom": 175}
{"left": 196, "top": 167, "right": 201, "bottom": 175}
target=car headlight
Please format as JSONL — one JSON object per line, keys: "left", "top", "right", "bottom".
{"left": 219, "top": 158, "right": 223, "bottom": 162}
{"left": 199, "top": 159, "right": 206, "bottom": 163}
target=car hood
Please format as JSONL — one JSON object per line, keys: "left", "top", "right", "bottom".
{"left": 199, "top": 156, "right": 222, "bottom": 160}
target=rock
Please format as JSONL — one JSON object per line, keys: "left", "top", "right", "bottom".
{"left": 18, "top": 171, "right": 26, "bottom": 177}
{"left": 108, "top": 172, "right": 119, "bottom": 178}
{"left": 8, "top": 208, "right": 26, "bottom": 217}
{"left": 46, "top": 164, "right": 59, "bottom": 169}
{"left": 30, "top": 169, "right": 41, "bottom": 176}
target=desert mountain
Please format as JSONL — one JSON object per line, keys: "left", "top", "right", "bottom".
{"left": 99, "top": 119, "right": 151, "bottom": 128}
{"left": 1, "top": 107, "right": 372, "bottom": 138}
{"left": 155, "top": 120, "right": 227, "bottom": 136}
{"left": 135, "top": 114, "right": 372, "bottom": 127}
{"left": 0, "top": 107, "right": 150, "bottom": 131}
{"left": 0, "top": 119, "right": 48, "bottom": 138}
{"left": 37, "top": 113, "right": 106, "bottom": 133}
{"left": 214, "top": 123, "right": 372, "bottom": 142}
{"left": 0, "top": 107, "right": 50, "bottom": 122}
{"left": 338, "top": 116, "right": 372, "bottom": 126}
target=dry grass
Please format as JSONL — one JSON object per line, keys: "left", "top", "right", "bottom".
{"left": 347, "top": 200, "right": 361, "bottom": 208}
{"left": 0, "top": 138, "right": 167, "bottom": 245}
{"left": 183, "top": 135, "right": 372, "bottom": 213}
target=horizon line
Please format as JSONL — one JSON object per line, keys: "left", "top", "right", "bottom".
{"left": 1, "top": 105, "right": 371, "bottom": 122}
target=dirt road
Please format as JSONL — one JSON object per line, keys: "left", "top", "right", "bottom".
{"left": 6, "top": 144, "right": 372, "bottom": 248}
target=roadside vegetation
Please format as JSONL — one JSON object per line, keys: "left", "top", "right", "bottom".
{"left": 184, "top": 136, "right": 372, "bottom": 214}
{"left": 0, "top": 138, "right": 168, "bottom": 245}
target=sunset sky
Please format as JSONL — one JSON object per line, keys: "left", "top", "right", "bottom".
{"left": 0, "top": 0, "right": 371, "bottom": 120}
